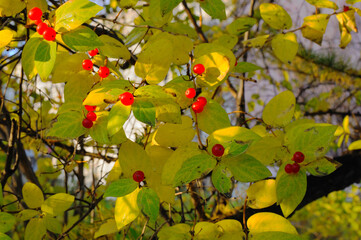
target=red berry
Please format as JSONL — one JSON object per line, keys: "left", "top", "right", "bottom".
{"left": 285, "top": 164, "right": 293, "bottom": 174}
{"left": 98, "top": 66, "right": 110, "bottom": 78}
{"left": 82, "top": 118, "right": 93, "bottom": 128}
{"left": 43, "top": 27, "right": 56, "bottom": 41}
{"left": 212, "top": 144, "right": 225, "bottom": 157}
{"left": 192, "top": 101, "right": 204, "bottom": 113}
{"left": 193, "top": 64, "right": 205, "bottom": 75}
{"left": 235, "top": 60, "right": 238, "bottom": 66}
{"left": 133, "top": 170, "right": 145, "bottom": 183}
{"left": 344, "top": 6, "right": 350, "bottom": 12}
{"left": 86, "top": 111, "right": 97, "bottom": 121}
{"left": 28, "top": 7, "right": 43, "bottom": 21}
{"left": 85, "top": 105, "right": 96, "bottom": 111}
{"left": 88, "top": 48, "right": 99, "bottom": 57}
{"left": 34, "top": 19, "right": 42, "bottom": 25}
{"left": 36, "top": 22, "right": 48, "bottom": 35}
{"left": 185, "top": 88, "right": 196, "bottom": 98}
{"left": 82, "top": 59, "right": 93, "bottom": 71}
{"left": 292, "top": 151, "right": 305, "bottom": 163}
{"left": 291, "top": 163, "right": 300, "bottom": 173}
{"left": 119, "top": 92, "right": 134, "bottom": 106}
{"left": 196, "top": 97, "right": 207, "bottom": 107}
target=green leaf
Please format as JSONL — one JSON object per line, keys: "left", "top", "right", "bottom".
{"left": 62, "top": 26, "right": 103, "bottom": 52}
{"left": 194, "top": 99, "right": 231, "bottom": 135}
{"left": 250, "top": 232, "right": 301, "bottom": 240}
{"left": 227, "top": 17, "right": 257, "bottom": 35}
{"left": 233, "top": 62, "right": 262, "bottom": 73}
{"left": 24, "top": 218, "right": 46, "bottom": 240}
{"left": 301, "top": 14, "right": 330, "bottom": 45}
{"left": 285, "top": 123, "right": 337, "bottom": 161}
{"left": 349, "top": 140, "right": 361, "bottom": 150}
{"left": 98, "top": 35, "right": 131, "bottom": 60}
{"left": 55, "top": 0, "right": 103, "bottom": 32}
{"left": 211, "top": 164, "right": 233, "bottom": 195}
{"left": 276, "top": 168, "right": 307, "bottom": 217}
{"left": 132, "top": 100, "right": 156, "bottom": 126}
{"left": 200, "top": 0, "right": 226, "bottom": 20}
{"left": 246, "top": 135, "right": 284, "bottom": 165}
{"left": 262, "top": 91, "right": 295, "bottom": 127}
{"left": 47, "top": 111, "right": 86, "bottom": 139}
{"left": 160, "top": 0, "right": 182, "bottom": 15}
{"left": 107, "top": 101, "right": 131, "bottom": 137}
{"left": 44, "top": 215, "right": 62, "bottom": 234}
{"left": 223, "top": 154, "right": 271, "bottom": 182}
{"left": 41, "top": 193, "right": 74, "bottom": 216}
{"left": 306, "top": 0, "right": 338, "bottom": 10}
{"left": 94, "top": 219, "right": 118, "bottom": 239}
{"left": 213, "top": 34, "right": 238, "bottom": 49}
{"left": 247, "top": 212, "right": 298, "bottom": 235}
{"left": 90, "top": 111, "right": 111, "bottom": 144}
{"left": 173, "top": 153, "right": 217, "bottom": 187}
{"left": 0, "top": 212, "right": 15, "bottom": 233}
{"left": 22, "top": 182, "right": 44, "bottom": 209}
{"left": 271, "top": 33, "right": 298, "bottom": 64}
{"left": 22, "top": 36, "right": 42, "bottom": 80}
{"left": 259, "top": 3, "right": 292, "bottom": 30}
{"left": 305, "top": 157, "right": 340, "bottom": 176}
{"left": 34, "top": 40, "right": 57, "bottom": 81}
{"left": 137, "top": 187, "right": 160, "bottom": 221}
{"left": 104, "top": 179, "right": 138, "bottom": 198}
{"left": 17, "top": 209, "right": 39, "bottom": 221}
{"left": 0, "top": 233, "right": 12, "bottom": 240}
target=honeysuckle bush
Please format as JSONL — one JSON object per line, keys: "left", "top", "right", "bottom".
{"left": 1, "top": 0, "right": 361, "bottom": 239}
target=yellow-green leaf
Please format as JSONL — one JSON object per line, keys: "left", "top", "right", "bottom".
{"left": 98, "top": 35, "right": 131, "bottom": 60}
{"left": 247, "top": 212, "right": 298, "bottom": 235}
{"left": 305, "top": 0, "right": 338, "bottom": 10}
{"left": 250, "top": 232, "right": 301, "bottom": 240}
{"left": 158, "top": 224, "right": 192, "bottom": 240}
{"left": 242, "top": 35, "right": 269, "bottom": 48}
{"left": 227, "top": 17, "right": 257, "bottom": 35}
{"left": 247, "top": 179, "right": 277, "bottom": 209}
{"left": 164, "top": 76, "right": 194, "bottom": 109}
{"left": 0, "top": 30, "right": 13, "bottom": 48}
{"left": 301, "top": 14, "right": 330, "bottom": 45}
{"left": 44, "top": 215, "right": 62, "bottom": 234}
{"left": 0, "top": 0, "right": 25, "bottom": 16}
{"left": 260, "top": 3, "right": 292, "bottom": 30}
{"left": 0, "top": 212, "right": 15, "bottom": 233}
{"left": 22, "top": 36, "right": 42, "bottom": 80}
{"left": 34, "top": 40, "right": 57, "bottom": 81}
{"left": 107, "top": 101, "right": 131, "bottom": 137}
{"left": 24, "top": 218, "right": 46, "bottom": 240}
{"left": 62, "top": 26, "right": 103, "bottom": 52}
{"left": 194, "top": 222, "right": 222, "bottom": 240}
{"left": 41, "top": 193, "right": 75, "bottom": 216}
{"left": 22, "top": 182, "right": 44, "bottom": 209}
{"left": 349, "top": 140, "right": 361, "bottom": 150}
{"left": 17, "top": 209, "right": 39, "bottom": 221}
{"left": 47, "top": 111, "right": 86, "bottom": 139}
{"left": 114, "top": 188, "right": 140, "bottom": 230}
{"left": 216, "top": 219, "right": 245, "bottom": 240}
{"left": 262, "top": 91, "right": 295, "bottom": 127}
{"left": 200, "top": 0, "right": 226, "bottom": 20}
{"left": 94, "top": 219, "right": 118, "bottom": 239}
{"left": 52, "top": 52, "right": 89, "bottom": 83}
{"left": 271, "top": 33, "right": 298, "bottom": 64}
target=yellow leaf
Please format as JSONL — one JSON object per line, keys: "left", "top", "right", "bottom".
{"left": 0, "top": 0, "right": 25, "bottom": 16}
{"left": 247, "top": 212, "right": 298, "bottom": 235}
{"left": 271, "top": 33, "right": 298, "bottom": 64}
{"left": 339, "top": 26, "right": 352, "bottom": 48}
{"left": 260, "top": 3, "right": 292, "bottom": 30}
{"left": 343, "top": 115, "right": 350, "bottom": 134}
{"left": 194, "top": 222, "right": 222, "bottom": 240}
{"left": 0, "top": 30, "right": 14, "bottom": 48}
{"left": 98, "top": 35, "right": 131, "bottom": 60}
{"left": 170, "top": 34, "right": 193, "bottom": 65}
{"left": 135, "top": 35, "right": 173, "bottom": 84}
{"left": 154, "top": 116, "right": 195, "bottom": 148}
{"left": 106, "top": 161, "right": 123, "bottom": 183}
{"left": 349, "top": 140, "right": 361, "bottom": 150}
{"left": 216, "top": 219, "right": 245, "bottom": 240}
{"left": 94, "top": 219, "right": 118, "bottom": 238}
{"left": 301, "top": 14, "right": 330, "bottom": 45}
{"left": 305, "top": 0, "right": 338, "bottom": 10}
{"left": 334, "top": 125, "right": 344, "bottom": 137}
{"left": 22, "top": 182, "right": 44, "bottom": 209}
{"left": 336, "top": 10, "right": 358, "bottom": 33}
{"left": 247, "top": 180, "right": 277, "bottom": 209}
{"left": 158, "top": 223, "right": 192, "bottom": 240}
{"left": 118, "top": 141, "right": 152, "bottom": 179}
{"left": 114, "top": 188, "right": 140, "bottom": 230}
{"left": 193, "top": 43, "right": 235, "bottom": 87}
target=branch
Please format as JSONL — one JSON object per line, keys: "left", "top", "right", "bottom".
{"left": 182, "top": 0, "right": 208, "bottom": 43}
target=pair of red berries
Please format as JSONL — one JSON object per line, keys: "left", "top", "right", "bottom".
{"left": 185, "top": 88, "right": 207, "bottom": 113}
{"left": 82, "top": 60, "right": 110, "bottom": 78}
{"left": 119, "top": 92, "right": 134, "bottom": 106}
{"left": 133, "top": 170, "right": 145, "bottom": 183}
{"left": 82, "top": 105, "right": 97, "bottom": 128}
{"left": 29, "top": 7, "right": 56, "bottom": 41}
{"left": 285, "top": 151, "right": 305, "bottom": 174}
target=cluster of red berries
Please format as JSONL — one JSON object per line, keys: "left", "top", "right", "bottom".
{"left": 133, "top": 170, "right": 145, "bottom": 183}
{"left": 82, "top": 105, "right": 97, "bottom": 129}
{"left": 82, "top": 48, "right": 110, "bottom": 79}
{"left": 285, "top": 151, "right": 305, "bottom": 174}
{"left": 29, "top": 7, "right": 56, "bottom": 41}
{"left": 212, "top": 144, "right": 225, "bottom": 157}
{"left": 185, "top": 88, "right": 207, "bottom": 113}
